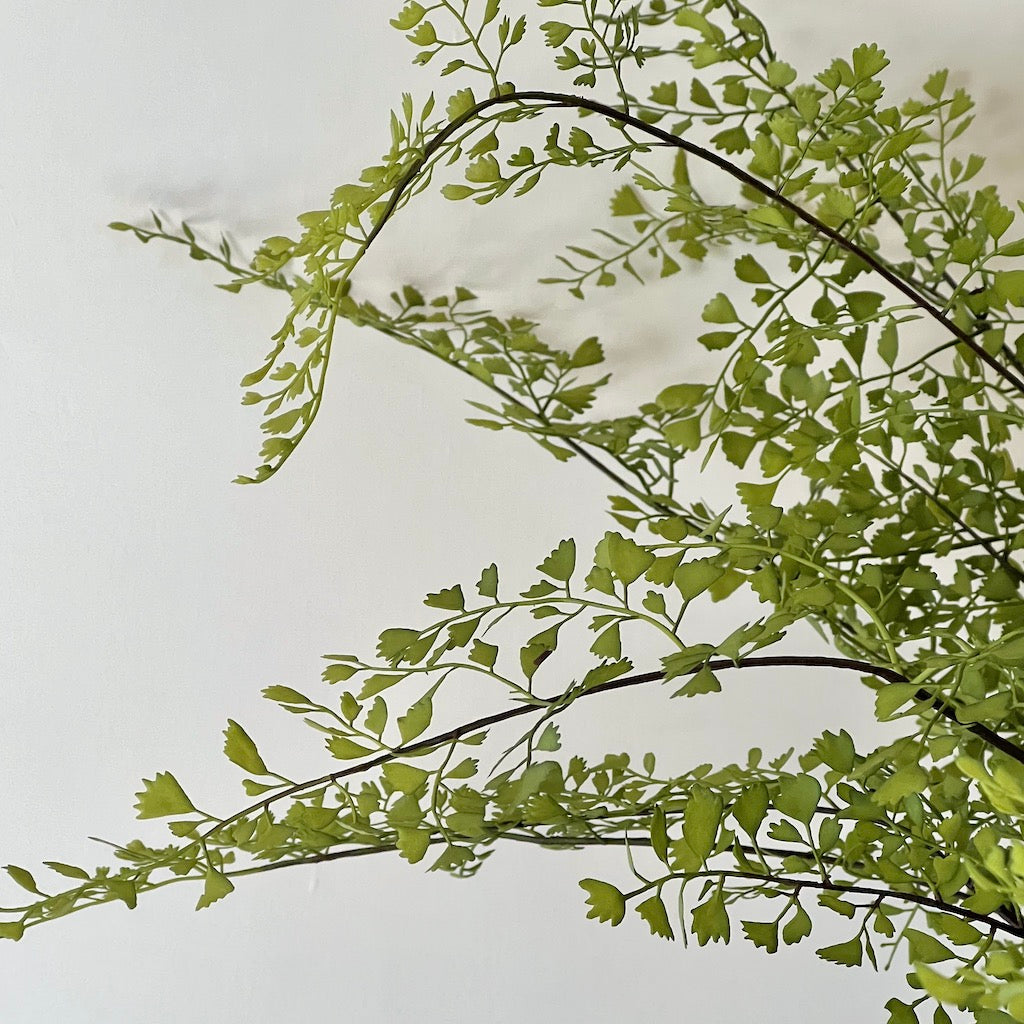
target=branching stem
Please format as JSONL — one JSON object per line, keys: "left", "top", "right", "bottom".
{"left": 363, "top": 89, "right": 1024, "bottom": 397}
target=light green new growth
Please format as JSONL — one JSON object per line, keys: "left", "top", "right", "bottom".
{"left": 13, "top": 1, "right": 1024, "bottom": 1019}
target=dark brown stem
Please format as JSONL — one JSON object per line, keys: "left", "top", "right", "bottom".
{"left": 229, "top": 836, "right": 1024, "bottom": 941}
{"left": 365, "top": 90, "right": 1024, "bottom": 397}
{"left": 200, "top": 654, "right": 1024, "bottom": 851}
{"left": 703, "top": 870, "right": 1024, "bottom": 941}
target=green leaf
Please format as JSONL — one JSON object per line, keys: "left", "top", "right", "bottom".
{"left": 741, "top": 919, "right": 779, "bottom": 954}
{"left": 664, "top": 418, "right": 701, "bottom": 450}
{"left": 817, "top": 187, "right": 856, "bottom": 224}
{"left": 223, "top": 720, "right": 269, "bottom": 776}
{"left": 469, "top": 639, "right": 499, "bottom": 670}
{"left": 4, "top": 865, "right": 42, "bottom": 896}
{"left": 657, "top": 383, "right": 707, "bottom": 412}
{"left": 874, "top": 764, "right": 927, "bottom": 807}
{"left": 721, "top": 431, "right": 756, "bottom": 468}
{"left": 691, "top": 890, "right": 730, "bottom": 945}
{"left": 579, "top": 878, "right": 626, "bottom": 926}
{"left": 647, "top": 552, "right": 685, "bottom": 586}
{"left": 581, "top": 659, "right": 633, "bottom": 689}
{"left": 932, "top": 916, "right": 981, "bottom": 947}
{"left": 541, "top": 20, "right": 572, "bottom": 47}
{"left": 997, "top": 238, "right": 1024, "bottom": 258}
{"left": 105, "top": 879, "right": 136, "bottom": 909}
{"left": 0, "top": 921, "right": 24, "bottom": 941}
{"left": 261, "top": 408, "right": 302, "bottom": 435}
{"left": 766, "top": 60, "right": 798, "bottom": 87}
{"left": 851, "top": 43, "right": 889, "bottom": 80}
{"left": 775, "top": 774, "right": 821, "bottom": 826}
{"left": 974, "top": 1010, "right": 1016, "bottom": 1024}
{"left": 782, "top": 904, "right": 812, "bottom": 945}
{"left": 364, "top": 697, "right": 388, "bottom": 738}
{"left": 732, "top": 782, "right": 770, "bottom": 837}
{"left": 447, "top": 614, "right": 482, "bottom": 648}
{"left": 994, "top": 270, "right": 1024, "bottom": 306}
{"left": 397, "top": 689, "right": 434, "bottom": 743}
{"left": 537, "top": 538, "right": 576, "bottom": 581}
{"left": 327, "top": 736, "right": 375, "bottom": 759}
{"left": 674, "top": 558, "right": 725, "bottom": 600}
{"left": 767, "top": 820, "right": 802, "bottom": 843}
{"left": 134, "top": 771, "right": 197, "bottom": 819}
{"left": 923, "top": 68, "right": 949, "bottom": 99}
{"left": 747, "top": 206, "right": 789, "bottom": 230}
{"left": 689, "top": 78, "right": 714, "bottom": 108}
{"left": 959, "top": 689, "right": 1012, "bottom": 724}
{"left": 536, "top": 722, "right": 561, "bottom": 752}
{"left": 585, "top": 565, "right": 616, "bottom": 596}
{"left": 570, "top": 336, "right": 603, "bottom": 367}
{"left": 650, "top": 805, "right": 670, "bottom": 865}
{"left": 383, "top": 762, "right": 430, "bottom": 795}
{"left": 637, "top": 894, "right": 675, "bottom": 940}
{"left": 43, "top": 861, "right": 90, "bottom": 881}
{"left": 476, "top": 563, "right": 499, "bottom": 599}
{"left": 445, "top": 757, "right": 478, "bottom": 780}
{"left": 442, "top": 184, "right": 475, "bottom": 201}
{"left": 553, "top": 382, "right": 600, "bottom": 412}
{"left": 818, "top": 893, "right": 857, "bottom": 919}
{"left": 523, "top": 580, "right": 559, "bottom": 600}
{"left": 195, "top": 868, "right": 234, "bottom": 911}
{"left": 520, "top": 641, "right": 552, "bottom": 680}
{"left": 711, "top": 125, "right": 749, "bottom": 153}
{"left": 883, "top": 999, "right": 920, "bottom": 1024}
{"left": 993, "top": 634, "right": 1024, "bottom": 664}
{"left": 425, "top": 585, "right": 465, "bottom": 611}
{"left": 390, "top": 2, "right": 426, "bottom": 30}
{"left": 702, "top": 292, "right": 739, "bottom": 324}
{"left": 816, "top": 935, "right": 863, "bottom": 967}
{"left": 814, "top": 729, "right": 856, "bottom": 772}
{"left": 241, "top": 780, "right": 277, "bottom": 797}
{"left": 913, "top": 963, "right": 972, "bottom": 1007}
{"left": 338, "top": 691, "right": 360, "bottom": 725}
{"left": 670, "top": 662, "right": 721, "bottom": 698}
{"left": 262, "top": 685, "right": 311, "bottom": 706}
{"left": 358, "top": 673, "right": 404, "bottom": 699}
{"left": 661, "top": 647, "right": 714, "bottom": 683}
{"left": 651, "top": 80, "right": 679, "bottom": 105}
{"left": 590, "top": 622, "right": 622, "bottom": 660}
{"left": 168, "top": 819, "right": 202, "bottom": 838}
{"left": 606, "top": 533, "right": 654, "bottom": 585}
{"left": 847, "top": 291, "right": 884, "bottom": 321}
{"left": 396, "top": 827, "right": 432, "bottom": 863}
{"left": 611, "top": 185, "right": 645, "bottom": 217}
{"left": 322, "top": 661, "right": 359, "bottom": 683}
{"left": 875, "top": 682, "right": 922, "bottom": 720}
{"left": 734, "top": 254, "right": 771, "bottom": 283}
{"left": 377, "top": 628, "right": 421, "bottom": 661}
{"left": 465, "top": 155, "right": 501, "bottom": 184}
{"left": 905, "top": 928, "right": 955, "bottom": 964}
{"left": 408, "top": 20, "right": 437, "bottom": 46}
{"left": 683, "top": 786, "right": 722, "bottom": 863}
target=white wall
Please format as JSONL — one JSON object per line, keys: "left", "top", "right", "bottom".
{"left": 1, "top": 2, "right": 1021, "bottom": 1020}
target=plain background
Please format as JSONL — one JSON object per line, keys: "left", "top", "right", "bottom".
{"left": 2, "top": 2, "right": 1023, "bottom": 1020}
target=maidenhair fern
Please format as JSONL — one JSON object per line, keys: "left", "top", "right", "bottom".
{"left": 11, "top": 2, "right": 1024, "bottom": 1020}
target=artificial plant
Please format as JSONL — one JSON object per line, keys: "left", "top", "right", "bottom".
{"left": 7, "top": 2, "right": 1024, "bottom": 1020}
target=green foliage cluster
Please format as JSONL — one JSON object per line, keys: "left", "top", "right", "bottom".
{"left": 15, "top": 1, "right": 1024, "bottom": 1019}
